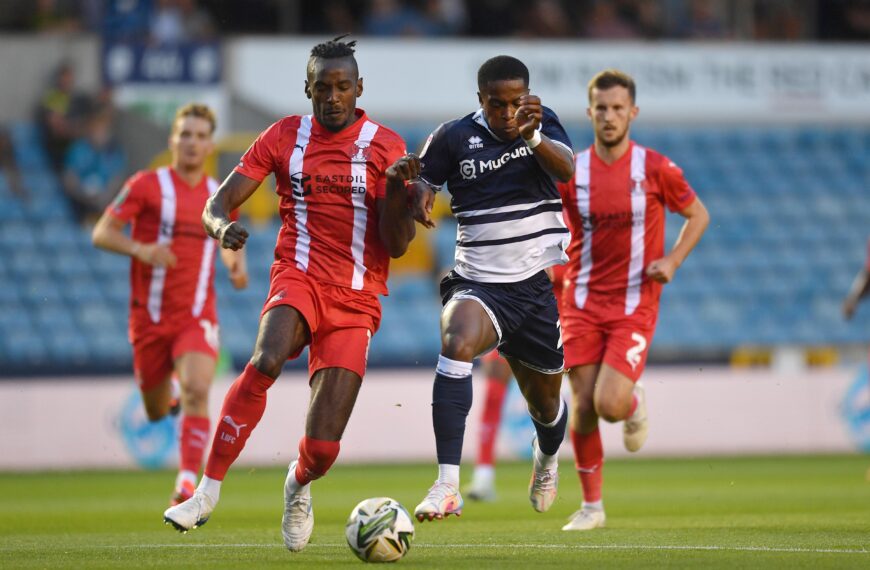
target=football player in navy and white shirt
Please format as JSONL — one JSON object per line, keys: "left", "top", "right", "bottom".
{"left": 409, "top": 55, "right": 575, "bottom": 523}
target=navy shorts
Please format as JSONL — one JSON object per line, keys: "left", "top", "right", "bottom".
{"left": 440, "top": 270, "right": 564, "bottom": 374}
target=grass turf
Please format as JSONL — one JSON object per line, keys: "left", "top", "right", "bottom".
{"left": 1, "top": 455, "right": 869, "bottom": 568}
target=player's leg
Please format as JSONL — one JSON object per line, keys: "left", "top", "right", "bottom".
{"left": 598, "top": 324, "right": 654, "bottom": 452}
{"left": 282, "top": 365, "right": 363, "bottom": 552}
{"left": 562, "top": 363, "right": 607, "bottom": 531}
{"left": 135, "top": 335, "right": 175, "bottom": 421}
{"left": 164, "top": 305, "right": 309, "bottom": 532}
{"left": 509, "top": 359, "right": 566, "bottom": 513}
{"left": 415, "top": 298, "right": 498, "bottom": 522}
{"left": 170, "top": 349, "right": 216, "bottom": 505}
{"left": 466, "top": 351, "right": 511, "bottom": 502}
{"left": 140, "top": 377, "right": 174, "bottom": 421}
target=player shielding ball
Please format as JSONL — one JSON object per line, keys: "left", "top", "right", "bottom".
{"left": 91, "top": 104, "right": 248, "bottom": 506}
{"left": 408, "top": 55, "right": 575, "bottom": 522}
{"left": 558, "top": 70, "right": 709, "bottom": 531}
{"left": 163, "top": 36, "right": 418, "bottom": 553}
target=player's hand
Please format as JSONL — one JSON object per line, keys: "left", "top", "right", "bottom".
{"left": 843, "top": 298, "right": 857, "bottom": 320}
{"left": 646, "top": 256, "right": 678, "bottom": 284}
{"left": 386, "top": 153, "right": 422, "bottom": 182}
{"left": 218, "top": 221, "right": 248, "bottom": 251}
{"left": 228, "top": 261, "right": 249, "bottom": 290}
{"left": 409, "top": 182, "right": 437, "bottom": 229}
{"left": 136, "top": 243, "right": 177, "bottom": 268}
{"left": 516, "top": 94, "right": 543, "bottom": 140}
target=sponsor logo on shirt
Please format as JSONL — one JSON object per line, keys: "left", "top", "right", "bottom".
{"left": 467, "top": 135, "right": 483, "bottom": 150}
{"left": 293, "top": 171, "right": 368, "bottom": 195}
{"left": 459, "top": 159, "right": 476, "bottom": 180}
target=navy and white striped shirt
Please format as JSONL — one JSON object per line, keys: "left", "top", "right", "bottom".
{"left": 420, "top": 107, "right": 572, "bottom": 282}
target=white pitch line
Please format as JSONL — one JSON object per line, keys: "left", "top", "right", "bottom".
{"left": 86, "top": 543, "right": 869, "bottom": 555}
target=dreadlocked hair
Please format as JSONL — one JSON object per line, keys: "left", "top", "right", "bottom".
{"left": 310, "top": 34, "right": 357, "bottom": 59}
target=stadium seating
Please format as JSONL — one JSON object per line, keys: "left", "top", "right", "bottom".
{"left": 0, "top": 122, "right": 867, "bottom": 374}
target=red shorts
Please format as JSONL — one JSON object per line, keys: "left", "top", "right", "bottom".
{"left": 561, "top": 301, "right": 658, "bottom": 382}
{"left": 131, "top": 317, "right": 219, "bottom": 391}
{"left": 262, "top": 263, "right": 381, "bottom": 379}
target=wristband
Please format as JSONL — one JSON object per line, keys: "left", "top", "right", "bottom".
{"left": 523, "top": 130, "right": 542, "bottom": 149}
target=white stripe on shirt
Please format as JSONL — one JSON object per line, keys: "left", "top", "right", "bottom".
{"left": 350, "top": 121, "right": 379, "bottom": 290}
{"left": 290, "top": 116, "right": 313, "bottom": 272}
{"left": 148, "top": 167, "right": 176, "bottom": 323}
{"left": 625, "top": 145, "right": 647, "bottom": 315}
{"left": 573, "top": 150, "right": 592, "bottom": 309}
{"left": 192, "top": 178, "right": 219, "bottom": 317}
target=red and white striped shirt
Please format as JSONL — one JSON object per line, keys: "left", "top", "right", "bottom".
{"left": 235, "top": 109, "right": 405, "bottom": 295}
{"left": 558, "top": 143, "right": 696, "bottom": 317}
{"left": 109, "top": 167, "right": 220, "bottom": 328}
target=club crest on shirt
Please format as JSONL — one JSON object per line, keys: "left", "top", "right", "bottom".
{"left": 349, "top": 141, "right": 372, "bottom": 163}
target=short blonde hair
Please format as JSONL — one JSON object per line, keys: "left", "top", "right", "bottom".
{"left": 172, "top": 103, "right": 217, "bottom": 134}
{"left": 587, "top": 69, "right": 636, "bottom": 104}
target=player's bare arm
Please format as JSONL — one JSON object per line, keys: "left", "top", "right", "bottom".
{"left": 220, "top": 247, "right": 249, "bottom": 290}
{"left": 202, "top": 171, "right": 258, "bottom": 250}
{"left": 378, "top": 153, "right": 419, "bottom": 258}
{"left": 646, "top": 196, "right": 710, "bottom": 284}
{"left": 842, "top": 268, "right": 870, "bottom": 320}
{"left": 516, "top": 95, "right": 574, "bottom": 182}
{"left": 92, "top": 210, "right": 177, "bottom": 268}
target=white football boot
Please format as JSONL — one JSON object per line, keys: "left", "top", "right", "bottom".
{"left": 623, "top": 381, "right": 649, "bottom": 452}
{"left": 414, "top": 481, "right": 463, "bottom": 522}
{"left": 282, "top": 461, "right": 314, "bottom": 552}
{"left": 163, "top": 490, "right": 216, "bottom": 533}
{"left": 561, "top": 508, "right": 607, "bottom": 531}
{"left": 465, "top": 465, "right": 497, "bottom": 502}
{"left": 529, "top": 438, "right": 559, "bottom": 513}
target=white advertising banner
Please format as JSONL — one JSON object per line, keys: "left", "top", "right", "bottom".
{"left": 229, "top": 39, "right": 870, "bottom": 124}
{"left": 0, "top": 367, "right": 865, "bottom": 470}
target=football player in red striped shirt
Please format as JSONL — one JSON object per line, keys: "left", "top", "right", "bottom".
{"left": 92, "top": 104, "right": 248, "bottom": 507}
{"left": 163, "top": 36, "right": 419, "bottom": 552}
{"left": 558, "top": 70, "right": 709, "bottom": 531}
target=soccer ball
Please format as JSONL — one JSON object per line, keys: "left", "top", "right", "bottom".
{"left": 345, "top": 497, "right": 415, "bottom": 563}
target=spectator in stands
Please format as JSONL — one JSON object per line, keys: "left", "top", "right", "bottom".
{"left": 62, "top": 106, "right": 128, "bottom": 225}
{"left": 583, "top": 0, "right": 639, "bottom": 39}
{"left": 513, "top": 0, "right": 572, "bottom": 38}
{"left": 0, "top": 127, "right": 23, "bottom": 199}
{"left": 363, "top": 0, "right": 441, "bottom": 36}
{"left": 150, "top": 0, "right": 215, "bottom": 45}
{"left": 676, "top": 0, "right": 729, "bottom": 39}
{"left": 35, "top": 61, "right": 90, "bottom": 171}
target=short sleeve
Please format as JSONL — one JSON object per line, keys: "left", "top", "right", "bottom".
{"left": 540, "top": 107, "right": 573, "bottom": 154}
{"left": 418, "top": 122, "right": 452, "bottom": 188}
{"left": 106, "top": 171, "right": 149, "bottom": 223}
{"left": 234, "top": 120, "right": 282, "bottom": 182}
{"left": 659, "top": 156, "right": 697, "bottom": 213}
{"left": 374, "top": 133, "right": 407, "bottom": 199}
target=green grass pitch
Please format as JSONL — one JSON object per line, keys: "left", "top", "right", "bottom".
{"left": 1, "top": 455, "right": 869, "bottom": 568}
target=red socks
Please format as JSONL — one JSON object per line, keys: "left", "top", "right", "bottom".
{"left": 477, "top": 378, "right": 508, "bottom": 466}
{"left": 295, "top": 436, "right": 340, "bottom": 485}
{"left": 179, "top": 415, "right": 210, "bottom": 474}
{"left": 204, "top": 364, "right": 275, "bottom": 480}
{"left": 570, "top": 428, "right": 603, "bottom": 503}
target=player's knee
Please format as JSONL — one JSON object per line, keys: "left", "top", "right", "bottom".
{"left": 572, "top": 395, "right": 596, "bottom": 424}
{"left": 595, "top": 397, "right": 630, "bottom": 423}
{"left": 250, "top": 349, "right": 284, "bottom": 378}
{"left": 180, "top": 379, "right": 209, "bottom": 408}
{"left": 440, "top": 332, "right": 477, "bottom": 362}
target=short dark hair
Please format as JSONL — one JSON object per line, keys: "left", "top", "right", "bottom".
{"left": 588, "top": 69, "right": 636, "bottom": 103}
{"left": 477, "top": 55, "right": 529, "bottom": 90}
{"left": 308, "top": 34, "right": 358, "bottom": 79}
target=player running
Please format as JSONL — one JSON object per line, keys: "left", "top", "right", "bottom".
{"left": 558, "top": 69, "right": 709, "bottom": 531}
{"left": 408, "top": 55, "right": 575, "bottom": 522}
{"left": 92, "top": 103, "right": 248, "bottom": 506}
{"left": 163, "top": 36, "right": 418, "bottom": 553}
